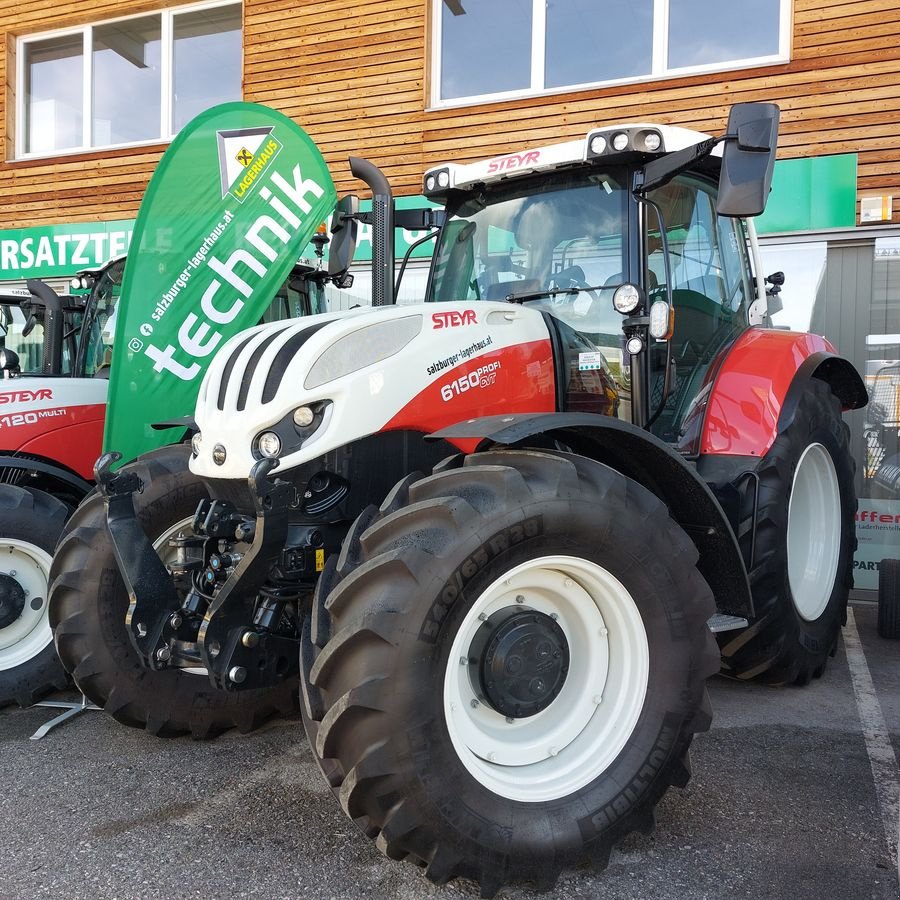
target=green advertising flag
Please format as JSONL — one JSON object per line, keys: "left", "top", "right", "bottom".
{"left": 104, "top": 102, "right": 336, "bottom": 465}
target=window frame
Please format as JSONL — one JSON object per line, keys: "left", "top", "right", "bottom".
{"left": 429, "top": 0, "right": 792, "bottom": 109}
{"left": 15, "top": 0, "right": 242, "bottom": 161}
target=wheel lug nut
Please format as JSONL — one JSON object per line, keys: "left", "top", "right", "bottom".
{"left": 459, "top": 656, "right": 468, "bottom": 666}
{"left": 478, "top": 613, "right": 488, "bottom": 622}
{"left": 515, "top": 594, "right": 525, "bottom": 604}
{"left": 470, "top": 698, "right": 480, "bottom": 708}
{"left": 229, "top": 666, "right": 247, "bottom": 684}
{"left": 505, "top": 716, "right": 514, "bottom": 724}
{"left": 155, "top": 647, "right": 170, "bottom": 662}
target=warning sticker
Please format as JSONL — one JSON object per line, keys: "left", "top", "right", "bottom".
{"left": 578, "top": 351, "right": 606, "bottom": 371}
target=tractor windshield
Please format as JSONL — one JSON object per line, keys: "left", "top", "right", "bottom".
{"left": 429, "top": 169, "right": 633, "bottom": 417}
{"left": 78, "top": 257, "right": 126, "bottom": 377}
{"left": 0, "top": 303, "right": 44, "bottom": 373}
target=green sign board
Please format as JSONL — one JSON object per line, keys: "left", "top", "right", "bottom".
{"left": 756, "top": 154, "right": 858, "bottom": 234}
{"left": 104, "top": 102, "right": 336, "bottom": 465}
{"left": 0, "top": 220, "right": 134, "bottom": 278}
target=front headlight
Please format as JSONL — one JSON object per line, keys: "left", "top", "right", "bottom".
{"left": 304, "top": 315, "right": 422, "bottom": 389}
{"left": 256, "top": 431, "right": 282, "bottom": 459}
{"left": 613, "top": 284, "right": 641, "bottom": 314}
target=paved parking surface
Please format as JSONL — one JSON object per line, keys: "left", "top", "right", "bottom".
{"left": 2, "top": 601, "right": 898, "bottom": 900}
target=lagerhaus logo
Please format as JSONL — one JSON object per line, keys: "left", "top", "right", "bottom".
{"left": 216, "top": 126, "right": 284, "bottom": 202}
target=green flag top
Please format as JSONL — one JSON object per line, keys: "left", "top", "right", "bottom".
{"left": 104, "top": 102, "right": 337, "bottom": 465}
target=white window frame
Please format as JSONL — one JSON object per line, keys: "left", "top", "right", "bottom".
{"left": 15, "top": 0, "right": 241, "bottom": 160}
{"left": 430, "top": 0, "right": 792, "bottom": 109}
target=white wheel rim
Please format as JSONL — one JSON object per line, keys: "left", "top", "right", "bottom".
{"left": 0, "top": 539, "right": 53, "bottom": 670}
{"left": 787, "top": 442, "right": 841, "bottom": 622}
{"left": 443, "top": 555, "right": 649, "bottom": 802}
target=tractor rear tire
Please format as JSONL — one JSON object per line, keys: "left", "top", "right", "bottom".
{"left": 718, "top": 379, "right": 855, "bottom": 684}
{"left": 48, "top": 444, "right": 298, "bottom": 738}
{"left": 0, "top": 485, "right": 69, "bottom": 707}
{"left": 301, "top": 449, "right": 719, "bottom": 895}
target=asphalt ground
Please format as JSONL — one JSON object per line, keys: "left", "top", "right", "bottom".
{"left": 1, "top": 600, "right": 898, "bottom": 900}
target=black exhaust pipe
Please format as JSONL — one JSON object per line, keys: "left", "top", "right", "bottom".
{"left": 349, "top": 157, "right": 394, "bottom": 306}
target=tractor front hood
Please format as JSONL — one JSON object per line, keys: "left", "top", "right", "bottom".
{"left": 190, "top": 301, "right": 555, "bottom": 480}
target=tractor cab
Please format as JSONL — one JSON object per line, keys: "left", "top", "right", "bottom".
{"left": 422, "top": 104, "right": 779, "bottom": 444}
{"left": 72, "top": 256, "right": 331, "bottom": 380}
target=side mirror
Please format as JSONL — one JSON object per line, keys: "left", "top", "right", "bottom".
{"left": 717, "top": 102, "right": 780, "bottom": 217}
{"left": 328, "top": 195, "right": 359, "bottom": 278}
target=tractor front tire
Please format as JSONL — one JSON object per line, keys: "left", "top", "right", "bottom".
{"left": 718, "top": 379, "right": 855, "bottom": 684}
{"left": 49, "top": 444, "right": 297, "bottom": 738}
{"left": 301, "top": 449, "right": 719, "bottom": 895}
{"left": 0, "top": 485, "right": 69, "bottom": 707}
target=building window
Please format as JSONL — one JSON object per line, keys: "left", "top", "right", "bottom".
{"left": 433, "top": 0, "right": 788, "bottom": 105}
{"left": 18, "top": 1, "right": 241, "bottom": 158}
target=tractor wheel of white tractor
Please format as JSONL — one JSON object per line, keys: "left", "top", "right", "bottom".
{"left": 0, "top": 484, "right": 69, "bottom": 708}
{"left": 301, "top": 448, "right": 720, "bottom": 896}
{"left": 48, "top": 443, "right": 298, "bottom": 738}
{"left": 718, "top": 378, "right": 855, "bottom": 685}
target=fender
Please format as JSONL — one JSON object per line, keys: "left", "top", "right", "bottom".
{"left": 428, "top": 412, "right": 753, "bottom": 618}
{"left": 0, "top": 453, "right": 93, "bottom": 497}
{"left": 697, "top": 329, "right": 867, "bottom": 458}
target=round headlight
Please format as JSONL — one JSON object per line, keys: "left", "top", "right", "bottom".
{"left": 292, "top": 406, "right": 315, "bottom": 428}
{"left": 425, "top": 174, "right": 436, "bottom": 192}
{"left": 191, "top": 432, "right": 202, "bottom": 456}
{"left": 257, "top": 431, "right": 282, "bottom": 459}
{"left": 643, "top": 132, "right": 662, "bottom": 152}
{"left": 613, "top": 284, "right": 641, "bottom": 314}
{"left": 626, "top": 336, "right": 644, "bottom": 356}
{"left": 437, "top": 170, "right": 450, "bottom": 188}
{"left": 612, "top": 132, "right": 629, "bottom": 152}
{"left": 589, "top": 135, "right": 607, "bottom": 155}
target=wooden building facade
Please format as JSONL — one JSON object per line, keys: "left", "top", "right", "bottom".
{"left": 0, "top": 0, "right": 897, "bottom": 232}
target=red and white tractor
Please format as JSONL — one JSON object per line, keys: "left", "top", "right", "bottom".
{"left": 48, "top": 103, "right": 865, "bottom": 894}
{"left": 0, "top": 261, "right": 119, "bottom": 706}
{"left": 0, "top": 258, "right": 331, "bottom": 706}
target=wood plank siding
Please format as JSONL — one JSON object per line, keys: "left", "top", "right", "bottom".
{"left": 1, "top": 0, "right": 899, "bottom": 229}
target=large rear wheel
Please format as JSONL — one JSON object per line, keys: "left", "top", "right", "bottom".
{"left": 49, "top": 444, "right": 297, "bottom": 738}
{"left": 718, "top": 379, "right": 855, "bottom": 684}
{"left": 301, "top": 449, "right": 719, "bottom": 895}
{"left": 0, "top": 485, "right": 69, "bottom": 707}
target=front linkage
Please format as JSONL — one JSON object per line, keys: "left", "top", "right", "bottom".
{"left": 93, "top": 451, "right": 302, "bottom": 692}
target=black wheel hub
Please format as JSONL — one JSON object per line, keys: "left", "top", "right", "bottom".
{"left": 0, "top": 572, "right": 26, "bottom": 629}
{"left": 469, "top": 606, "right": 569, "bottom": 718}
